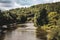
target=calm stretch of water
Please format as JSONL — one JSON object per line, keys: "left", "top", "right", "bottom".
{"left": 0, "top": 23, "right": 40, "bottom": 40}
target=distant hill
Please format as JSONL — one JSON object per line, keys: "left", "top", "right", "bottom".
{"left": 5, "top": 2, "right": 59, "bottom": 22}
{"left": 9, "top": 2, "right": 60, "bottom": 13}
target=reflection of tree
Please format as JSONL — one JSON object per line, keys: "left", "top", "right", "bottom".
{"left": 36, "top": 28, "right": 47, "bottom": 40}
{"left": 0, "top": 32, "right": 5, "bottom": 40}
{"left": 0, "top": 30, "right": 13, "bottom": 40}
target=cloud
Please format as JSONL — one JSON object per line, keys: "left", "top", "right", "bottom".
{"left": 53, "top": 0, "right": 60, "bottom": 2}
{"left": 0, "top": 0, "right": 13, "bottom": 10}
{"left": 44, "top": 0, "right": 60, "bottom": 3}
{"left": 0, "top": 0, "right": 60, "bottom": 10}
{"left": 16, "top": 0, "right": 34, "bottom": 5}
{"left": 13, "top": 2, "right": 30, "bottom": 8}
{"left": 0, "top": 0, "right": 31, "bottom": 10}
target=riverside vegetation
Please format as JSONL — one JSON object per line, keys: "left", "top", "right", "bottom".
{"left": 0, "top": 2, "right": 60, "bottom": 40}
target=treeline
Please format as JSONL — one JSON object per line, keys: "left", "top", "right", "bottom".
{"left": 0, "top": 10, "right": 27, "bottom": 26}
{"left": 9, "top": 2, "right": 60, "bottom": 23}
{"left": 0, "top": 2, "right": 60, "bottom": 25}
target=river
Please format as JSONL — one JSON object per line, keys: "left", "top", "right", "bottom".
{"left": 0, "top": 23, "right": 40, "bottom": 40}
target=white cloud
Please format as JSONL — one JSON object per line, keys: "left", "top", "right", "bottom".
{"left": 45, "top": 0, "right": 60, "bottom": 3}
{"left": 0, "top": 0, "right": 31, "bottom": 10}
{"left": 0, "top": 0, "right": 60, "bottom": 10}
{"left": 45, "top": 0, "right": 50, "bottom": 2}
{"left": 33, "top": 0, "right": 37, "bottom": 1}
{"left": 53, "top": 0, "right": 60, "bottom": 2}
{"left": 13, "top": 2, "right": 30, "bottom": 8}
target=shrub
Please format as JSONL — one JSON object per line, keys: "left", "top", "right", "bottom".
{"left": 37, "top": 24, "right": 60, "bottom": 40}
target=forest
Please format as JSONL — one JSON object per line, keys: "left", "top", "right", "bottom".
{"left": 0, "top": 2, "right": 60, "bottom": 40}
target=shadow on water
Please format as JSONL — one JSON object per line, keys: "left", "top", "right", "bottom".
{"left": 0, "top": 26, "right": 17, "bottom": 40}
{"left": 0, "top": 31, "right": 6, "bottom": 40}
{"left": 36, "top": 28, "right": 47, "bottom": 40}
{"left": 0, "top": 29, "right": 16, "bottom": 40}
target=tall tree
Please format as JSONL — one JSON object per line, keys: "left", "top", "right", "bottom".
{"left": 37, "top": 8, "right": 48, "bottom": 26}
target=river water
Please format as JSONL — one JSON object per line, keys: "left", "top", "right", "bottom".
{"left": 0, "top": 23, "right": 40, "bottom": 40}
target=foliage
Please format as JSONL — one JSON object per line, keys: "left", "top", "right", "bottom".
{"left": 36, "top": 27, "right": 47, "bottom": 40}
{"left": 34, "top": 8, "right": 48, "bottom": 26}
{"left": 48, "top": 12, "right": 59, "bottom": 25}
{"left": 16, "top": 14, "right": 27, "bottom": 23}
{"left": 37, "top": 24, "right": 60, "bottom": 40}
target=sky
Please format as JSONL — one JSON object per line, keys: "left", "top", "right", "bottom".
{"left": 0, "top": 0, "right": 60, "bottom": 10}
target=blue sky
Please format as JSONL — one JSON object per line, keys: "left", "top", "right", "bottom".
{"left": 0, "top": 0, "right": 60, "bottom": 10}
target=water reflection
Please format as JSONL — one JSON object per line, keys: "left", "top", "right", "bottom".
{"left": 0, "top": 23, "right": 41, "bottom": 40}
{"left": 4, "top": 28, "right": 38, "bottom": 40}
{"left": 0, "top": 28, "right": 40, "bottom": 40}
{"left": 0, "top": 31, "right": 5, "bottom": 40}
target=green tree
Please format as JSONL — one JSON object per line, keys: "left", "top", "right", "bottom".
{"left": 34, "top": 8, "right": 48, "bottom": 26}
{"left": 16, "top": 15, "right": 27, "bottom": 23}
{"left": 48, "top": 12, "right": 59, "bottom": 25}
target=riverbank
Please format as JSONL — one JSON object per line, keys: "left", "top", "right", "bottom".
{"left": 0, "top": 23, "right": 18, "bottom": 33}
{"left": 0, "top": 22, "right": 37, "bottom": 33}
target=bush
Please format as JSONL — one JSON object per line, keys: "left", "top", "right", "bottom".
{"left": 34, "top": 8, "right": 48, "bottom": 27}
{"left": 48, "top": 12, "right": 59, "bottom": 25}
{"left": 36, "top": 24, "right": 60, "bottom": 40}
{"left": 16, "top": 15, "right": 27, "bottom": 23}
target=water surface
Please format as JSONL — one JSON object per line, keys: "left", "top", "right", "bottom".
{"left": 0, "top": 23, "right": 40, "bottom": 40}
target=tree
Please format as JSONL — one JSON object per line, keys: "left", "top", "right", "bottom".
{"left": 9, "top": 12, "right": 17, "bottom": 23}
{"left": 16, "top": 14, "right": 27, "bottom": 23}
{"left": 0, "top": 10, "right": 4, "bottom": 25}
{"left": 48, "top": 12, "right": 59, "bottom": 25}
{"left": 34, "top": 8, "right": 48, "bottom": 26}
